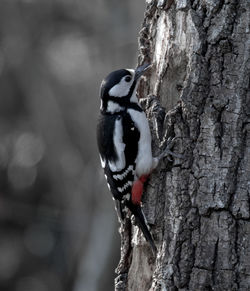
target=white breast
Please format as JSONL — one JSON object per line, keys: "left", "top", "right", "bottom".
{"left": 127, "top": 109, "right": 153, "bottom": 177}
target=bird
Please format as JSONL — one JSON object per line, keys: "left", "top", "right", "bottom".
{"left": 96, "top": 64, "right": 176, "bottom": 254}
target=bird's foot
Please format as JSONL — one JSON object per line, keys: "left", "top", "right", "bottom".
{"left": 155, "top": 137, "right": 183, "bottom": 163}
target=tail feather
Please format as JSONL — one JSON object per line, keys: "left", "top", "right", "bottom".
{"left": 128, "top": 203, "right": 157, "bottom": 255}
{"left": 114, "top": 199, "right": 124, "bottom": 222}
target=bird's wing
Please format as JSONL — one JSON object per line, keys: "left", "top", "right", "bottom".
{"left": 97, "top": 112, "right": 157, "bottom": 253}
{"left": 97, "top": 112, "right": 140, "bottom": 220}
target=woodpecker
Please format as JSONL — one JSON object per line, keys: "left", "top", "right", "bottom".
{"left": 97, "top": 64, "right": 175, "bottom": 254}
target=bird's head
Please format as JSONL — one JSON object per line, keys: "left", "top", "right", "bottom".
{"left": 100, "top": 64, "right": 151, "bottom": 113}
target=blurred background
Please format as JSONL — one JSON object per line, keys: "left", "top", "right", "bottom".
{"left": 0, "top": 1, "right": 145, "bottom": 290}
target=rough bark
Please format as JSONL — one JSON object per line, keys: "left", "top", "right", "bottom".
{"left": 115, "top": 0, "right": 250, "bottom": 290}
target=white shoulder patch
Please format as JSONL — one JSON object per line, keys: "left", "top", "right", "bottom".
{"left": 108, "top": 118, "right": 125, "bottom": 172}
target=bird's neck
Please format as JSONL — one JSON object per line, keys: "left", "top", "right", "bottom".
{"left": 101, "top": 98, "right": 143, "bottom": 115}
{"left": 106, "top": 100, "right": 125, "bottom": 114}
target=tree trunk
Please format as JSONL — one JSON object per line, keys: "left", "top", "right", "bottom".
{"left": 115, "top": 0, "right": 250, "bottom": 290}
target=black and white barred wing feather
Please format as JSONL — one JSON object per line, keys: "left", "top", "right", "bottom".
{"left": 97, "top": 112, "right": 139, "bottom": 220}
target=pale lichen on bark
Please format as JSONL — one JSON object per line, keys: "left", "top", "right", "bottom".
{"left": 115, "top": 0, "right": 250, "bottom": 290}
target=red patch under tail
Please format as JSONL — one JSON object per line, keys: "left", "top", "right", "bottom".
{"left": 131, "top": 174, "right": 149, "bottom": 205}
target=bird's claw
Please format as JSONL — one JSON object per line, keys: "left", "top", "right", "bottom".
{"left": 166, "top": 136, "right": 176, "bottom": 149}
{"left": 157, "top": 137, "right": 183, "bottom": 161}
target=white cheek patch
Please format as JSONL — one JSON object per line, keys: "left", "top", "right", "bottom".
{"left": 108, "top": 71, "right": 135, "bottom": 98}
{"left": 109, "top": 79, "right": 130, "bottom": 97}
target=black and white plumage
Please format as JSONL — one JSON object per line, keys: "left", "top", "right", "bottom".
{"left": 97, "top": 64, "right": 158, "bottom": 253}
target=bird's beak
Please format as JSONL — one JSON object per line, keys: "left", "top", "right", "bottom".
{"left": 134, "top": 63, "right": 151, "bottom": 81}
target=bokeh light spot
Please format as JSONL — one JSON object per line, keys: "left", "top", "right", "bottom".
{"left": 46, "top": 34, "right": 90, "bottom": 84}
{"left": 23, "top": 225, "right": 55, "bottom": 257}
{"left": 13, "top": 133, "right": 45, "bottom": 168}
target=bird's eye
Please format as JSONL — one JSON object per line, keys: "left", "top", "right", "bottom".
{"left": 125, "top": 76, "right": 131, "bottom": 82}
